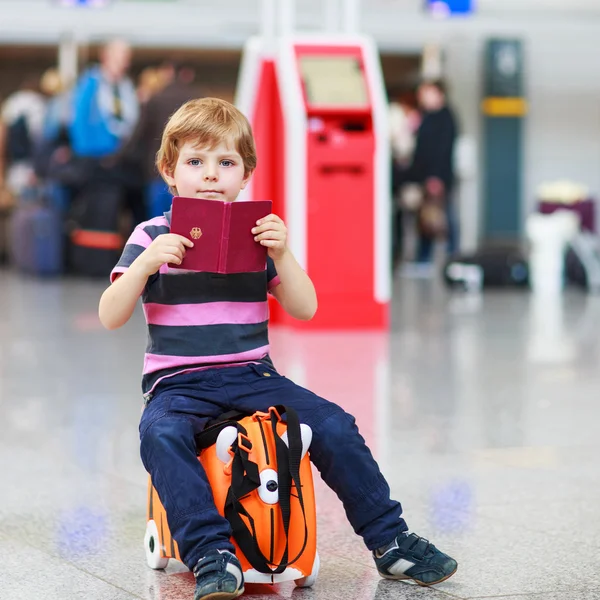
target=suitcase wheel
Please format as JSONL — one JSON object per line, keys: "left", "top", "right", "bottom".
{"left": 294, "top": 551, "right": 320, "bottom": 588}
{"left": 144, "top": 519, "right": 169, "bottom": 570}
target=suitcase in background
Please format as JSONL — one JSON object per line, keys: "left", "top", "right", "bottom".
{"left": 8, "top": 204, "right": 63, "bottom": 276}
{"left": 444, "top": 245, "right": 529, "bottom": 290}
{"left": 68, "top": 181, "right": 124, "bottom": 278}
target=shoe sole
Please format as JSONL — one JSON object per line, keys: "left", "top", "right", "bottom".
{"left": 196, "top": 587, "right": 244, "bottom": 600}
{"left": 379, "top": 566, "right": 457, "bottom": 587}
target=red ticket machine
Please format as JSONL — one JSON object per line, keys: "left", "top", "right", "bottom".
{"left": 237, "top": 36, "right": 390, "bottom": 329}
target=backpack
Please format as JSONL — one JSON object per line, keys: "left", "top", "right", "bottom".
{"left": 5, "top": 115, "right": 32, "bottom": 162}
{"left": 144, "top": 405, "right": 319, "bottom": 587}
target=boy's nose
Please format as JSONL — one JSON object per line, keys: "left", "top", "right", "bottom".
{"left": 204, "top": 171, "right": 218, "bottom": 181}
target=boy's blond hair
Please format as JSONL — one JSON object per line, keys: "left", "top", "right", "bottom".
{"left": 156, "top": 97, "right": 257, "bottom": 193}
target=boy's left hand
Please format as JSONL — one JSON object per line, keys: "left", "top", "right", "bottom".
{"left": 252, "top": 214, "right": 288, "bottom": 260}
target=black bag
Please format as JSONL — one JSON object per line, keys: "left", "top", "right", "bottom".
{"left": 5, "top": 115, "right": 32, "bottom": 162}
{"left": 67, "top": 180, "right": 124, "bottom": 278}
{"left": 444, "top": 245, "right": 529, "bottom": 289}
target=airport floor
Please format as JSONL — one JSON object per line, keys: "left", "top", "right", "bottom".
{"left": 1, "top": 267, "right": 600, "bottom": 600}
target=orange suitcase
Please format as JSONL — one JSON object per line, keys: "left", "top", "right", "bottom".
{"left": 144, "top": 406, "right": 319, "bottom": 587}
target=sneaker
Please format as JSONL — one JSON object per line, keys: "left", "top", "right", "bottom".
{"left": 193, "top": 549, "right": 244, "bottom": 600}
{"left": 373, "top": 532, "right": 457, "bottom": 586}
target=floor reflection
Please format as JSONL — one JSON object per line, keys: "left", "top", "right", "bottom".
{"left": 2, "top": 270, "right": 600, "bottom": 599}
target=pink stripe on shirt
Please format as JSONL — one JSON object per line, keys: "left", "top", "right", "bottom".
{"left": 143, "top": 345, "right": 271, "bottom": 373}
{"left": 127, "top": 226, "right": 154, "bottom": 249}
{"left": 144, "top": 301, "right": 269, "bottom": 327}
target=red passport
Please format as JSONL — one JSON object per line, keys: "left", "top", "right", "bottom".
{"left": 170, "top": 197, "right": 272, "bottom": 273}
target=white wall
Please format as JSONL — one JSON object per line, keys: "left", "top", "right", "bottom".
{"left": 526, "top": 33, "right": 600, "bottom": 213}
{"left": 2, "top": 0, "right": 600, "bottom": 244}
{"left": 0, "top": 0, "right": 262, "bottom": 47}
{"left": 3, "top": 0, "right": 600, "bottom": 46}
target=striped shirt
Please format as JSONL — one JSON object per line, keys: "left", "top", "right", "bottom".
{"left": 110, "top": 213, "right": 280, "bottom": 395}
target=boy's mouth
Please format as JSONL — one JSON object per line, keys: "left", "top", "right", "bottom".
{"left": 198, "top": 190, "right": 223, "bottom": 197}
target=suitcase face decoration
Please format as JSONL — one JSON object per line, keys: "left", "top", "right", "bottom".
{"left": 145, "top": 406, "right": 320, "bottom": 587}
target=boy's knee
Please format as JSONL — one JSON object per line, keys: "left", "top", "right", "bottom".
{"left": 312, "top": 404, "right": 358, "bottom": 443}
{"left": 141, "top": 415, "right": 194, "bottom": 455}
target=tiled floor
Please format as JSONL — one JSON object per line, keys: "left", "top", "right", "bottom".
{"left": 1, "top": 269, "right": 599, "bottom": 599}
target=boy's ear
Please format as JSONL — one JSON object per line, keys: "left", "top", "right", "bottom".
{"left": 160, "top": 163, "right": 177, "bottom": 188}
{"left": 241, "top": 169, "right": 254, "bottom": 190}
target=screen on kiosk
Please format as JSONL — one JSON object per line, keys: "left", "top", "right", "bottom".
{"left": 299, "top": 56, "right": 368, "bottom": 107}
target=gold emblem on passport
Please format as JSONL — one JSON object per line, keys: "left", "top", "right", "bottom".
{"left": 190, "top": 227, "right": 203, "bottom": 240}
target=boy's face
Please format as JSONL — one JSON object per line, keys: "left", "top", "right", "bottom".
{"left": 162, "top": 140, "right": 252, "bottom": 203}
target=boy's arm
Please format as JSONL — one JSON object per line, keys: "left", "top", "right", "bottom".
{"left": 252, "top": 214, "right": 317, "bottom": 321}
{"left": 98, "top": 261, "right": 150, "bottom": 330}
{"left": 270, "top": 250, "right": 318, "bottom": 321}
{"left": 99, "top": 231, "right": 193, "bottom": 330}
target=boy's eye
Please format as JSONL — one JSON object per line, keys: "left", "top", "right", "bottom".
{"left": 221, "top": 160, "right": 235, "bottom": 167}
{"left": 188, "top": 159, "right": 201, "bottom": 166}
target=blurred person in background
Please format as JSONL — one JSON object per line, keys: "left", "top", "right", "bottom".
{"left": 394, "top": 80, "right": 458, "bottom": 273}
{"left": 136, "top": 66, "right": 167, "bottom": 106}
{"left": 33, "top": 68, "right": 73, "bottom": 180}
{"left": 69, "top": 39, "right": 145, "bottom": 227}
{"left": 39, "top": 67, "right": 72, "bottom": 143}
{"left": 411, "top": 80, "right": 458, "bottom": 268}
{"left": 70, "top": 39, "right": 138, "bottom": 159}
{"left": 390, "top": 89, "right": 420, "bottom": 168}
{"left": 389, "top": 88, "right": 421, "bottom": 268}
{"left": 33, "top": 67, "right": 76, "bottom": 213}
{"left": 0, "top": 76, "right": 47, "bottom": 196}
{"left": 122, "top": 61, "right": 201, "bottom": 218}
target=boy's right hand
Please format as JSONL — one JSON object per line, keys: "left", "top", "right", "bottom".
{"left": 137, "top": 234, "right": 194, "bottom": 276}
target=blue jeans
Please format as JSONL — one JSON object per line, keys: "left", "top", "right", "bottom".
{"left": 139, "top": 364, "right": 407, "bottom": 569}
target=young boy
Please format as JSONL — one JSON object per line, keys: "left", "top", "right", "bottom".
{"left": 99, "top": 98, "right": 457, "bottom": 600}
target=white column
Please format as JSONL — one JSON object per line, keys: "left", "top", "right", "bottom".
{"left": 342, "top": 0, "right": 361, "bottom": 34}
{"left": 324, "top": 0, "right": 340, "bottom": 33}
{"left": 58, "top": 33, "right": 78, "bottom": 87}
{"left": 421, "top": 44, "right": 444, "bottom": 80}
{"left": 260, "top": 0, "right": 277, "bottom": 43}
{"left": 278, "top": 0, "right": 295, "bottom": 36}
